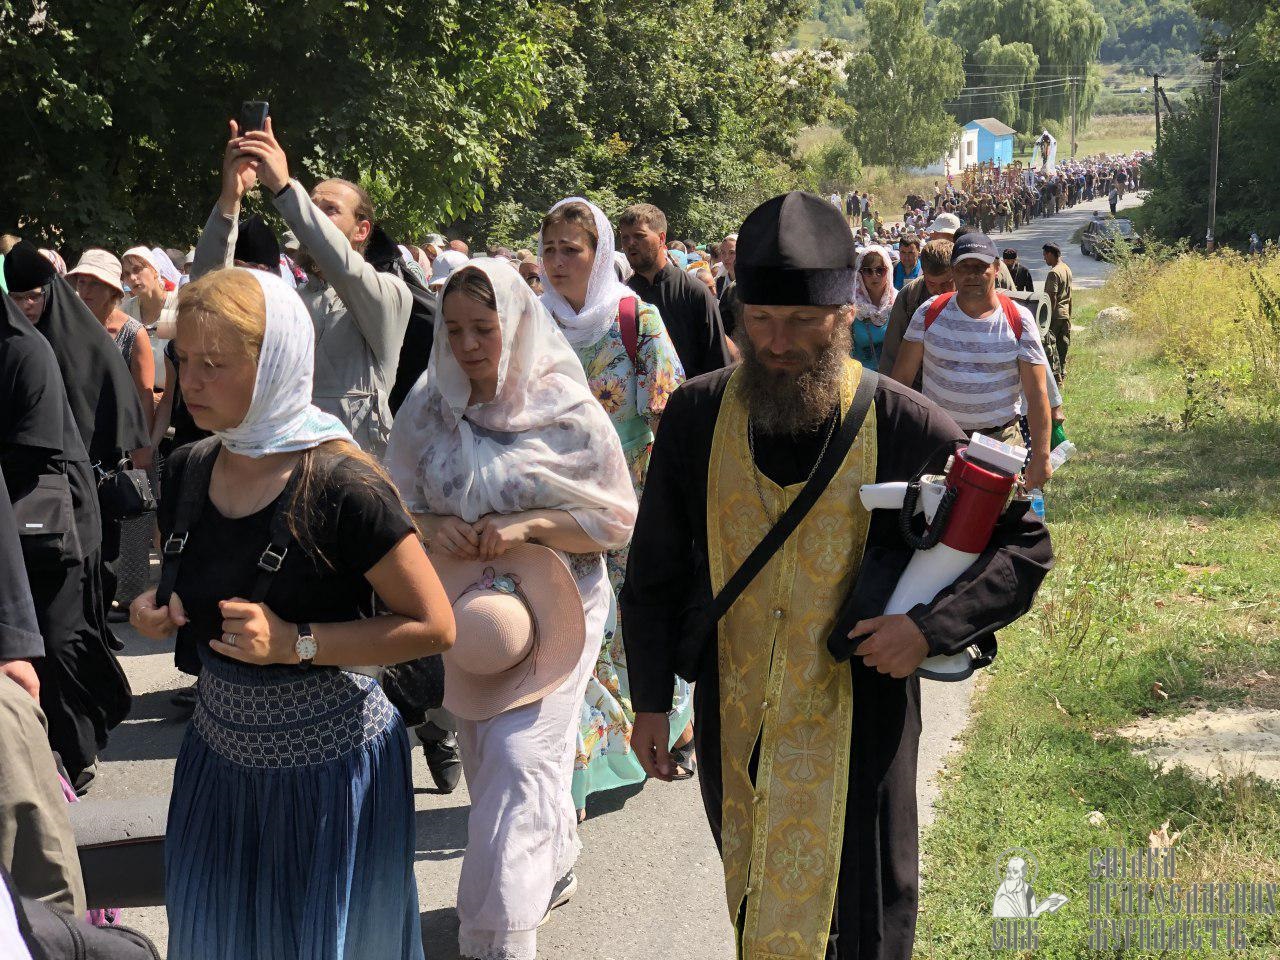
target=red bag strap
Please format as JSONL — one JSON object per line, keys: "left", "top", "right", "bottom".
{"left": 619, "top": 296, "right": 639, "bottom": 365}
{"left": 923, "top": 291, "right": 955, "bottom": 330}
{"left": 925, "top": 291, "right": 1024, "bottom": 340}
{"left": 997, "top": 294, "right": 1023, "bottom": 340}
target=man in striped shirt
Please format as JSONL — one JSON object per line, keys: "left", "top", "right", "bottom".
{"left": 888, "top": 232, "right": 1054, "bottom": 491}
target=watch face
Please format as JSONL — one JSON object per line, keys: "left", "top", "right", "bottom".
{"left": 296, "top": 636, "right": 318, "bottom": 662}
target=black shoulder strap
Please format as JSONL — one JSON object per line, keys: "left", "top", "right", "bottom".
{"left": 707, "top": 369, "right": 878, "bottom": 626}
{"left": 249, "top": 470, "right": 300, "bottom": 603}
{"left": 155, "top": 437, "right": 221, "bottom": 607}
{"left": 154, "top": 439, "right": 302, "bottom": 607}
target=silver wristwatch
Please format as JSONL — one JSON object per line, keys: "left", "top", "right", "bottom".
{"left": 295, "top": 622, "right": 317, "bottom": 668}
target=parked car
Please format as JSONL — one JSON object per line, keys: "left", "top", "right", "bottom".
{"left": 1081, "top": 217, "right": 1144, "bottom": 260}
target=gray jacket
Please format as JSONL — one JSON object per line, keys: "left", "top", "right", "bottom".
{"left": 193, "top": 181, "right": 410, "bottom": 459}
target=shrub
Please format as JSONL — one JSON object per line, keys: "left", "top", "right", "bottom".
{"left": 1101, "top": 249, "right": 1280, "bottom": 404}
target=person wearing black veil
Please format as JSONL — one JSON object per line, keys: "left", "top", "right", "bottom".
{"left": 0, "top": 292, "right": 132, "bottom": 793}
{"left": 4, "top": 241, "right": 151, "bottom": 621}
{"left": 4, "top": 242, "right": 150, "bottom": 470}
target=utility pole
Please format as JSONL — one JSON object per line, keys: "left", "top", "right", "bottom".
{"left": 1069, "top": 77, "right": 1078, "bottom": 157}
{"left": 1153, "top": 73, "right": 1162, "bottom": 150}
{"left": 1206, "top": 55, "right": 1223, "bottom": 251}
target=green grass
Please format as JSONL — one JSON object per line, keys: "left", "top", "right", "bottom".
{"left": 915, "top": 306, "right": 1280, "bottom": 959}
{"left": 1015, "top": 114, "right": 1155, "bottom": 161}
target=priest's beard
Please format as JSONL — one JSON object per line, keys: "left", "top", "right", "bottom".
{"left": 734, "top": 319, "right": 852, "bottom": 435}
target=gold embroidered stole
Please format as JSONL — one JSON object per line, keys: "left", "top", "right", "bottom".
{"left": 707, "top": 358, "right": 877, "bottom": 960}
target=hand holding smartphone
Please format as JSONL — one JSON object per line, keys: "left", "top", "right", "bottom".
{"left": 239, "top": 100, "right": 269, "bottom": 134}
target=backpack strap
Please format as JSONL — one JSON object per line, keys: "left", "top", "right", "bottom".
{"left": 618, "top": 296, "right": 639, "bottom": 366}
{"left": 249, "top": 468, "right": 302, "bottom": 603}
{"left": 154, "top": 438, "right": 302, "bottom": 608}
{"left": 997, "top": 293, "right": 1024, "bottom": 340}
{"left": 923, "top": 292, "right": 956, "bottom": 330}
{"left": 924, "top": 291, "right": 1024, "bottom": 341}
{"left": 155, "top": 437, "right": 221, "bottom": 607}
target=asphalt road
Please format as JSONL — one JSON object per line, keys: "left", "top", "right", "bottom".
{"left": 86, "top": 192, "right": 1138, "bottom": 958}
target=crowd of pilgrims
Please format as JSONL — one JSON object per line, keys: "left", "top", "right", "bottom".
{"left": 0, "top": 117, "right": 1061, "bottom": 960}
{"left": 842, "top": 150, "right": 1146, "bottom": 249}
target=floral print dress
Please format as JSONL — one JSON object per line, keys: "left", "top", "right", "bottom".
{"left": 564, "top": 299, "right": 692, "bottom": 810}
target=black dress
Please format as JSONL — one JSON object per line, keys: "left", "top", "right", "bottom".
{"left": 621, "top": 369, "right": 1053, "bottom": 960}
{"left": 0, "top": 297, "right": 131, "bottom": 784}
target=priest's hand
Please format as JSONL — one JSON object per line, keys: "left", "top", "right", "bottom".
{"left": 130, "top": 587, "right": 188, "bottom": 640}
{"left": 632, "top": 711, "right": 674, "bottom": 782}
{"left": 849, "top": 615, "right": 929, "bottom": 678}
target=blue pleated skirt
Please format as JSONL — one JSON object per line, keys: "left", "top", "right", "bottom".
{"left": 165, "top": 650, "right": 424, "bottom": 960}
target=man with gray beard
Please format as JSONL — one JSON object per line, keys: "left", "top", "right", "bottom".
{"left": 621, "top": 191, "right": 1052, "bottom": 960}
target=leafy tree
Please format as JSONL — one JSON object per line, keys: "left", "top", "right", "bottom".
{"left": 1140, "top": 0, "right": 1280, "bottom": 244}
{"left": 0, "top": 0, "right": 550, "bottom": 248}
{"left": 839, "top": 0, "right": 965, "bottom": 167}
{"left": 1091, "top": 0, "right": 1202, "bottom": 70}
{"left": 961, "top": 37, "right": 1040, "bottom": 130}
{"left": 465, "top": 0, "right": 842, "bottom": 244}
{"left": 933, "top": 0, "right": 1105, "bottom": 130}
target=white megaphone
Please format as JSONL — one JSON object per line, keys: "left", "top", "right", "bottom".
{"left": 859, "top": 433, "right": 1074, "bottom": 681}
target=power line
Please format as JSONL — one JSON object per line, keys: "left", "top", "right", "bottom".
{"left": 945, "top": 81, "right": 1078, "bottom": 101}
{"left": 949, "top": 76, "right": 1082, "bottom": 94}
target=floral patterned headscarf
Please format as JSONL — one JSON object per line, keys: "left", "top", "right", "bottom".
{"left": 853, "top": 244, "right": 896, "bottom": 328}
{"left": 386, "top": 257, "right": 636, "bottom": 551}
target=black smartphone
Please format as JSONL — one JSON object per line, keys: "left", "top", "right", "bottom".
{"left": 239, "top": 100, "right": 269, "bottom": 133}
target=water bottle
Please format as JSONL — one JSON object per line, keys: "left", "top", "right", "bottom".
{"left": 1028, "top": 488, "right": 1046, "bottom": 520}
{"left": 1049, "top": 440, "right": 1076, "bottom": 471}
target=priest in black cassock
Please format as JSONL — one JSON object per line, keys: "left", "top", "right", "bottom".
{"left": 621, "top": 192, "right": 1053, "bottom": 960}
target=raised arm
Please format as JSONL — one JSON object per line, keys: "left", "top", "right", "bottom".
{"left": 192, "top": 120, "right": 256, "bottom": 281}
{"left": 235, "top": 118, "right": 411, "bottom": 371}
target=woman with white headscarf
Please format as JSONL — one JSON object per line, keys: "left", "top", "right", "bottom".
{"left": 852, "top": 244, "right": 897, "bottom": 371}
{"left": 121, "top": 246, "right": 179, "bottom": 335}
{"left": 538, "top": 197, "right": 694, "bottom": 811}
{"left": 387, "top": 258, "right": 637, "bottom": 960}
{"left": 128, "top": 267, "right": 455, "bottom": 960}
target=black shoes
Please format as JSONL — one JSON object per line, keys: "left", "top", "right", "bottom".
{"left": 417, "top": 722, "right": 462, "bottom": 794}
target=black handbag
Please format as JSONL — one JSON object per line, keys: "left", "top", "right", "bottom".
{"left": 12, "top": 471, "right": 81, "bottom": 570}
{"left": 674, "top": 370, "right": 879, "bottom": 683}
{"left": 380, "top": 654, "right": 446, "bottom": 726}
{"left": 2, "top": 865, "right": 160, "bottom": 960}
{"left": 96, "top": 459, "right": 156, "bottom": 521}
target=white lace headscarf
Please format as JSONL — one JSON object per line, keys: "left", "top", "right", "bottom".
{"left": 387, "top": 258, "right": 636, "bottom": 550}
{"left": 207, "top": 269, "right": 352, "bottom": 457}
{"left": 537, "top": 196, "right": 633, "bottom": 349}
{"left": 854, "top": 244, "right": 897, "bottom": 327}
{"left": 150, "top": 248, "right": 183, "bottom": 287}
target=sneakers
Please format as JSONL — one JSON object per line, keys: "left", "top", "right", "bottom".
{"left": 417, "top": 723, "right": 463, "bottom": 794}
{"left": 538, "top": 872, "right": 577, "bottom": 927}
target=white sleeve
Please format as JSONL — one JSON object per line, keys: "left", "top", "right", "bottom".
{"left": 903, "top": 296, "right": 935, "bottom": 343}
{"left": 1016, "top": 304, "right": 1051, "bottom": 367}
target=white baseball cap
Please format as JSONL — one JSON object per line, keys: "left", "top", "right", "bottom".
{"left": 928, "top": 213, "right": 962, "bottom": 236}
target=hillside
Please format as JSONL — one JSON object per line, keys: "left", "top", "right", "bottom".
{"left": 794, "top": 0, "right": 1203, "bottom": 72}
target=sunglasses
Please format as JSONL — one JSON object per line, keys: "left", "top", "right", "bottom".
{"left": 860, "top": 266, "right": 888, "bottom": 276}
